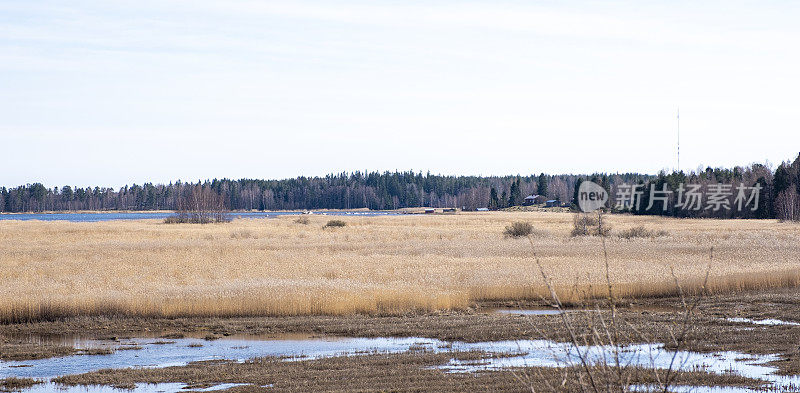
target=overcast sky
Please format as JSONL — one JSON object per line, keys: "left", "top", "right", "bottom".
{"left": 2, "top": 1, "right": 799, "bottom": 188}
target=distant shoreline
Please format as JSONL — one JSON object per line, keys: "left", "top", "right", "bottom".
{"left": 0, "top": 208, "right": 379, "bottom": 215}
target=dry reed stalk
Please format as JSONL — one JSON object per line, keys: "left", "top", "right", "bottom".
{"left": 0, "top": 212, "right": 798, "bottom": 321}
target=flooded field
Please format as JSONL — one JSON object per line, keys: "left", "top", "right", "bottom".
{"left": 2, "top": 325, "right": 799, "bottom": 392}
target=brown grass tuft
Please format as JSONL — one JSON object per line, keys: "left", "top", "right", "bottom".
{"left": 503, "top": 221, "right": 533, "bottom": 238}
{"left": 322, "top": 219, "right": 347, "bottom": 229}
{"left": 617, "top": 225, "right": 669, "bottom": 239}
{"left": 0, "top": 377, "right": 42, "bottom": 391}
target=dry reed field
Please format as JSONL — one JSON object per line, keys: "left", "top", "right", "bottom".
{"left": 1, "top": 212, "right": 799, "bottom": 322}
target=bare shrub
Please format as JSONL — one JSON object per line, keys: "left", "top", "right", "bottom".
{"left": 517, "top": 234, "right": 712, "bottom": 393}
{"left": 571, "top": 212, "right": 610, "bottom": 237}
{"left": 617, "top": 226, "right": 669, "bottom": 239}
{"left": 162, "top": 215, "right": 184, "bottom": 224}
{"left": 504, "top": 221, "right": 533, "bottom": 238}
{"left": 294, "top": 216, "right": 310, "bottom": 225}
{"left": 323, "top": 219, "right": 346, "bottom": 229}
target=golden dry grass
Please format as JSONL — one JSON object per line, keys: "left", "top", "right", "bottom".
{"left": 1, "top": 212, "right": 799, "bottom": 321}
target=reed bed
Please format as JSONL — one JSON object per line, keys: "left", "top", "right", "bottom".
{"left": 1, "top": 212, "right": 798, "bottom": 322}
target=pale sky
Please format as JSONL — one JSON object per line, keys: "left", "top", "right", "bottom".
{"left": 2, "top": 1, "right": 799, "bottom": 188}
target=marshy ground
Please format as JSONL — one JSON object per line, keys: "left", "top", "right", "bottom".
{"left": 3, "top": 288, "right": 799, "bottom": 354}
{"left": 1, "top": 212, "right": 799, "bottom": 391}
{"left": 1, "top": 287, "right": 799, "bottom": 391}
{"left": 47, "top": 352, "right": 759, "bottom": 393}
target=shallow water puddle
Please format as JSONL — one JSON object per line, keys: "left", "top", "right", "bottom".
{"left": 440, "top": 341, "right": 800, "bottom": 391}
{"left": 727, "top": 317, "right": 800, "bottom": 326}
{"left": 489, "top": 305, "right": 678, "bottom": 316}
{"left": 632, "top": 385, "right": 772, "bottom": 393}
{"left": 2, "top": 334, "right": 800, "bottom": 392}
{"left": 0, "top": 335, "right": 443, "bottom": 379}
{"left": 491, "top": 308, "right": 562, "bottom": 316}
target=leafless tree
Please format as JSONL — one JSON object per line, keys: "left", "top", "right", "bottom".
{"left": 775, "top": 189, "right": 800, "bottom": 221}
{"left": 166, "top": 185, "right": 229, "bottom": 223}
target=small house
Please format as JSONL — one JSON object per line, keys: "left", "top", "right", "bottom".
{"left": 523, "top": 194, "right": 539, "bottom": 206}
{"left": 545, "top": 199, "right": 559, "bottom": 208}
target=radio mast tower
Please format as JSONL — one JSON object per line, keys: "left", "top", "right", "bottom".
{"left": 676, "top": 107, "right": 680, "bottom": 172}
